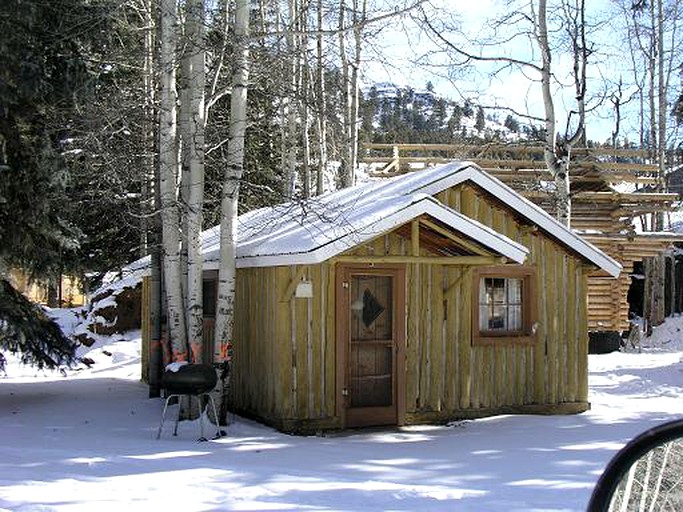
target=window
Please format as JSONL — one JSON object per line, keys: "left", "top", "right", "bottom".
{"left": 472, "top": 266, "right": 536, "bottom": 345}
{"left": 202, "top": 278, "right": 217, "bottom": 317}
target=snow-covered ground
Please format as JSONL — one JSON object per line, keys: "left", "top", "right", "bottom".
{"left": 3, "top": 312, "right": 683, "bottom": 511}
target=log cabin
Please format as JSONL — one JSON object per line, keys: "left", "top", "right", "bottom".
{"left": 142, "top": 161, "right": 621, "bottom": 433}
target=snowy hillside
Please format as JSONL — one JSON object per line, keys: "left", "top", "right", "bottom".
{"left": 361, "top": 82, "right": 537, "bottom": 143}
{"left": 2, "top": 310, "right": 683, "bottom": 510}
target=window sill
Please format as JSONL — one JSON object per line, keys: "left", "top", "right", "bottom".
{"left": 473, "top": 335, "right": 536, "bottom": 346}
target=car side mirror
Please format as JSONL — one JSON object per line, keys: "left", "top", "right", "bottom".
{"left": 587, "top": 418, "right": 683, "bottom": 511}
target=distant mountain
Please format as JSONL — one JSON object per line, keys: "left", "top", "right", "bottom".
{"left": 360, "top": 82, "right": 543, "bottom": 145}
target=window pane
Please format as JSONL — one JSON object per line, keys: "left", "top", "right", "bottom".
{"left": 478, "top": 274, "right": 527, "bottom": 334}
{"left": 489, "top": 305, "right": 505, "bottom": 329}
{"left": 479, "top": 305, "right": 489, "bottom": 330}
{"left": 479, "top": 278, "right": 487, "bottom": 304}
{"left": 492, "top": 278, "right": 506, "bottom": 304}
{"left": 508, "top": 305, "right": 522, "bottom": 330}
{"left": 507, "top": 279, "right": 522, "bottom": 304}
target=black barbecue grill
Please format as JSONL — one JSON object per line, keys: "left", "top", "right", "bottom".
{"left": 156, "top": 363, "right": 221, "bottom": 441}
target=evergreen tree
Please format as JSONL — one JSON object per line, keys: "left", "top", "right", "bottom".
{"left": 0, "top": 0, "right": 90, "bottom": 278}
{"left": 475, "top": 106, "right": 486, "bottom": 132}
{"left": 504, "top": 114, "right": 520, "bottom": 133}
{"left": 463, "top": 100, "right": 474, "bottom": 117}
{"left": 0, "top": 280, "right": 77, "bottom": 370}
{"left": 0, "top": 0, "right": 97, "bottom": 367}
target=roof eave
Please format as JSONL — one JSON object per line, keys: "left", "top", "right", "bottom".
{"left": 232, "top": 196, "right": 528, "bottom": 268}
{"left": 414, "top": 163, "right": 622, "bottom": 278}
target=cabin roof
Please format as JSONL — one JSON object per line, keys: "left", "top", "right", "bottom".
{"left": 201, "top": 191, "right": 528, "bottom": 268}
{"left": 198, "top": 161, "right": 620, "bottom": 277}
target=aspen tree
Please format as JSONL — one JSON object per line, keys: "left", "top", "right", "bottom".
{"left": 215, "top": 0, "right": 250, "bottom": 424}
{"left": 158, "top": 0, "right": 188, "bottom": 360}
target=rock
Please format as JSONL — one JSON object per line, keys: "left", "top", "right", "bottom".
{"left": 86, "top": 282, "right": 142, "bottom": 336}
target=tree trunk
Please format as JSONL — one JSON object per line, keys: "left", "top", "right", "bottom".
{"left": 649, "top": 0, "right": 658, "bottom": 163}
{"left": 338, "top": 0, "right": 353, "bottom": 188}
{"left": 183, "top": 0, "right": 206, "bottom": 363}
{"left": 656, "top": 0, "right": 666, "bottom": 230}
{"left": 315, "top": 0, "right": 327, "bottom": 196}
{"left": 141, "top": 0, "right": 163, "bottom": 396}
{"left": 302, "top": 66, "right": 311, "bottom": 199}
{"left": 140, "top": 0, "right": 154, "bottom": 260}
{"left": 284, "top": 0, "right": 299, "bottom": 199}
{"left": 537, "top": 0, "right": 570, "bottom": 225}
{"left": 301, "top": 4, "right": 311, "bottom": 199}
{"left": 158, "top": 0, "right": 188, "bottom": 361}
{"left": 348, "top": 0, "right": 366, "bottom": 187}
{"left": 214, "top": 0, "right": 250, "bottom": 425}
{"left": 179, "top": 12, "right": 191, "bottom": 304}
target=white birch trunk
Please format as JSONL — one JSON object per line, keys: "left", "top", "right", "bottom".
{"left": 179, "top": 5, "right": 191, "bottom": 326}
{"left": 538, "top": 0, "right": 570, "bottom": 225}
{"left": 647, "top": 442, "right": 673, "bottom": 511}
{"left": 159, "top": 0, "right": 188, "bottom": 360}
{"left": 284, "top": 0, "right": 299, "bottom": 199}
{"left": 274, "top": 2, "right": 288, "bottom": 196}
{"left": 315, "top": 0, "right": 327, "bottom": 196}
{"left": 649, "top": 0, "right": 658, "bottom": 168}
{"left": 143, "top": 0, "right": 163, "bottom": 395}
{"left": 656, "top": 0, "right": 666, "bottom": 230}
{"left": 348, "top": 0, "right": 366, "bottom": 187}
{"left": 301, "top": 3, "right": 311, "bottom": 199}
{"left": 302, "top": 66, "right": 312, "bottom": 199}
{"left": 338, "top": 0, "right": 353, "bottom": 188}
{"left": 214, "top": 0, "right": 250, "bottom": 423}
{"left": 184, "top": 0, "right": 206, "bottom": 363}
{"left": 140, "top": 0, "right": 154, "bottom": 259}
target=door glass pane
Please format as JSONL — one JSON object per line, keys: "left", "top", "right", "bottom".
{"left": 351, "top": 276, "right": 392, "bottom": 342}
{"left": 349, "top": 274, "right": 393, "bottom": 408}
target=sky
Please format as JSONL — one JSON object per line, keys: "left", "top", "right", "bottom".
{"left": 2, "top": 308, "right": 683, "bottom": 510}
{"left": 362, "top": 0, "right": 671, "bottom": 144}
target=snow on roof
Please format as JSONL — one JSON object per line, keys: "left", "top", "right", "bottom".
{"left": 202, "top": 191, "right": 528, "bottom": 268}
{"left": 123, "top": 161, "right": 620, "bottom": 277}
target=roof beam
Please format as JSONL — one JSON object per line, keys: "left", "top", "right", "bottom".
{"left": 334, "top": 255, "right": 506, "bottom": 266}
{"left": 420, "top": 218, "right": 490, "bottom": 256}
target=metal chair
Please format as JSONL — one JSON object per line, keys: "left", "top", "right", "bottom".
{"left": 156, "top": 363, "right": 221, "bottom": 441}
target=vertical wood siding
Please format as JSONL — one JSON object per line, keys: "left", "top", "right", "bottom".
{"left": 232, "top": 262, "right": 337, "bottom": 429}
{"left": 230, "top": 181, "right": 591, "bottom": 430}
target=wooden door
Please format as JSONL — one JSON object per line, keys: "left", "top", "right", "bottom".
{"left": 337, "top": 265, "right": 405, "bottom": 428}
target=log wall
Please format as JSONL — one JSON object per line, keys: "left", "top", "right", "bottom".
{"left": 585, "top": 235, "right": 676, "bottom": 333}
